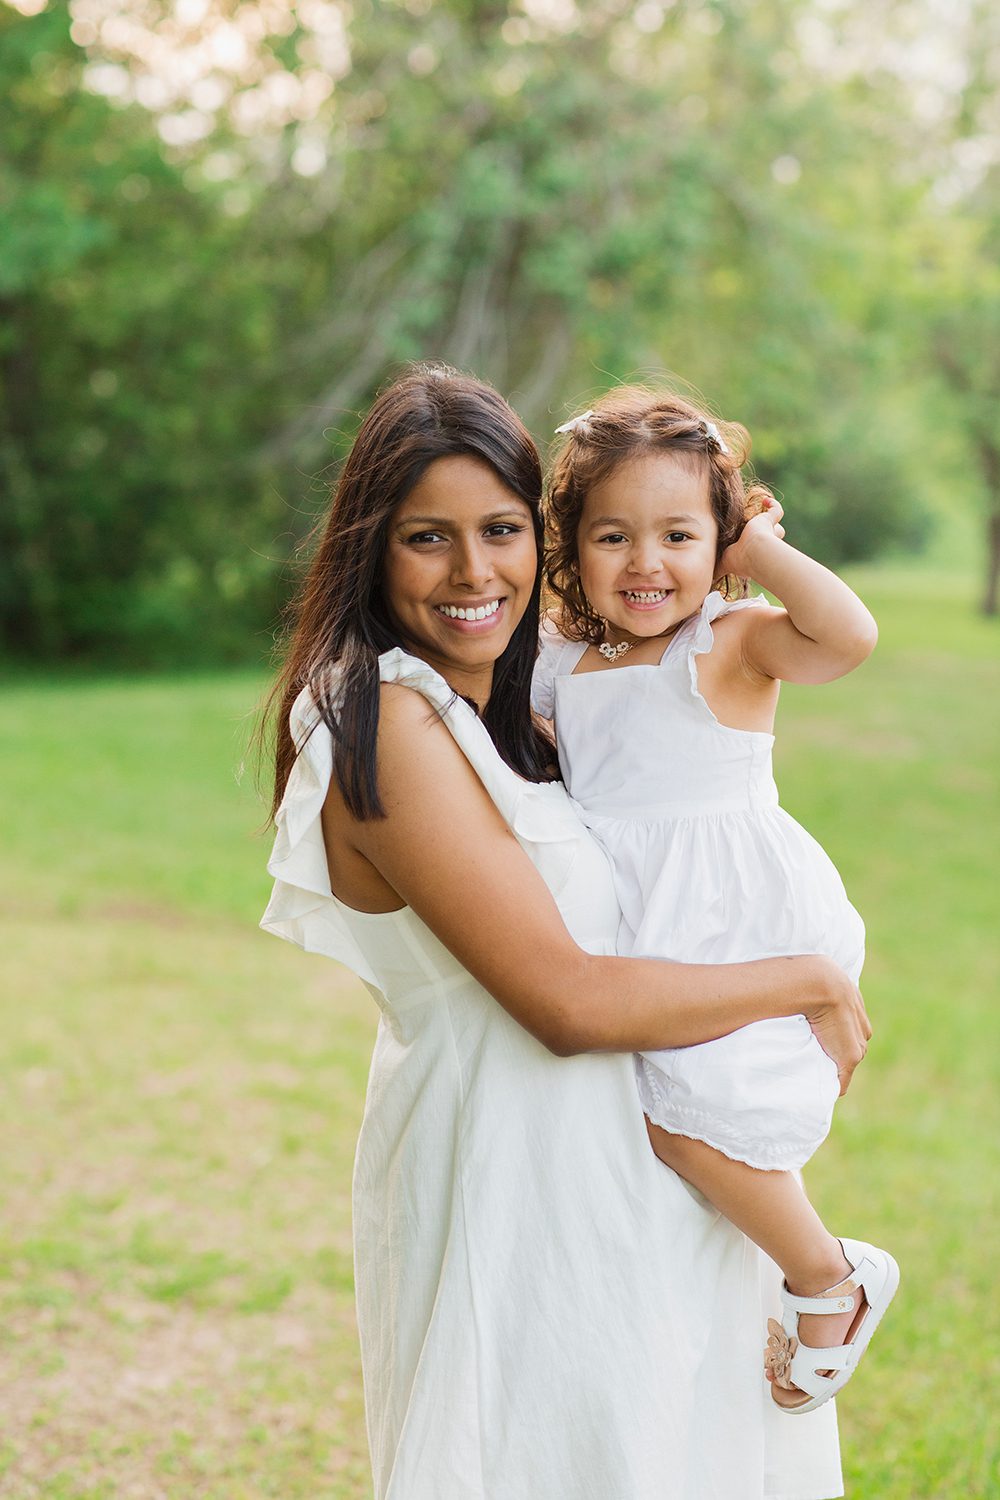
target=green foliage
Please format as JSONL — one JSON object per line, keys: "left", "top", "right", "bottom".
{"left": 0, "top": 7, "right": 291, "bottom": 661}
{"left": 0, "top": 0, "right": 996, "bottom": 662}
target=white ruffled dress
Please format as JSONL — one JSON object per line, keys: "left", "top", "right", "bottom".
{"left": 261, "top": 647, "right": 843, "bottom": 1499}
{"left": 533, "top": 592, "right": 865, "bottom": 1172}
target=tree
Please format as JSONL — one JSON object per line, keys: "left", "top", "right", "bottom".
{"left": 3, "top": 0, "right": 973, "bottom": 661}
{"left": 0, "top": 4, "right": 288, "bottom": 658}
{"left": 913, "top": 0, "right": 1000, "bottom": 614}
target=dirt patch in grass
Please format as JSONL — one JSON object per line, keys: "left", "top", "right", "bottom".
{"left": 1, "top": 1287, "right": 368, "bottom": 1499}
{"left": 1, "top": 914, "right": 374, "bottom": 1499}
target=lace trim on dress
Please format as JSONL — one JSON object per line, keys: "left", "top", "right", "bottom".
{"left": 635, "top": 1055, "right": 830, "bottom": 1171}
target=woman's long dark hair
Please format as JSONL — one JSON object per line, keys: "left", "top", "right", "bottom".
{"left": 261, "top": 364, "right": 555, "bottom": 822}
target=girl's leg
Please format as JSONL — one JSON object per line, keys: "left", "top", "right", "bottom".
{"left": 647, "top": 1121, "right": 864, "bottom": 1405}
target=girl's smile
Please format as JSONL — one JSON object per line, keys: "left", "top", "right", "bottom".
{"left": 577, "top": 452, "right": 719, "bottom": 647}
{"left": 620, "top": 588, "right": 675, "bottom": 611}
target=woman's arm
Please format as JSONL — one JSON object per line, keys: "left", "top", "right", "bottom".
{"left": 719, "top": 498, "right": 879, "bottom": 685}
{"left": 323, "top": 683, "right": 870, "bottom": 1092}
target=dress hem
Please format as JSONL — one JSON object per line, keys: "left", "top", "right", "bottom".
{"left": 765, "top": 1488, "right": 845, "bottom": 1500}
{"left": 637, "top": 1060, "right": 829, "bottom": 1171}
{"left": 642, "top": 1115, "right": 820, "bottom": 1172}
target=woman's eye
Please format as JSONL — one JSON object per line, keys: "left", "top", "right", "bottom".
{"left": 407, "top": 531, "right": 445, "bottom": 545}
{"left": 485, "top": 523, "right": 526, "bottom": 538}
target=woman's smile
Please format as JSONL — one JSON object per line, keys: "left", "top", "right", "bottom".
{"left": 433, "top": 596, "right": 506, "bottom": 628}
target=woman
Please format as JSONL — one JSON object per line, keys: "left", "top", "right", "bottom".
{"left": 260, "top": 365, "right": 867, "bottom": 1499}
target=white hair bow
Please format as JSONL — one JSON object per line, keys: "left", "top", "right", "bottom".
{"left": 554, "top": 410, "right": 594, "bottom": 435}
{"left": 702, "top": 420, "right": 730, "bottom": 455}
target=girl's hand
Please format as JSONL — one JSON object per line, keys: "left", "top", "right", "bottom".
{"left": 717, "top": 493, "right": 785, "bottom": 582}
{"left": 714, "top": 490, "right": 878, "bottom": 686}
{"left": 803, "top": 958, "right": 872, "bottom": 1096}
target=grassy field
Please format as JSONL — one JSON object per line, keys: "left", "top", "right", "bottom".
{"left": 1, "top": 569, "right": 997, "bottom": 1498}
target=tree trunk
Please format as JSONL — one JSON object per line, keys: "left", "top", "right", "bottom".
{"left": 980, "top": 439, "right": 1000, "bottom": 617}
{"left": 984, "top": 509, "right": 1000, "bottom": 617}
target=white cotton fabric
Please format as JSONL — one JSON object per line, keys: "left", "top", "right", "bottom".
{"left": 262, "top": 645, "right": 843, "bottom": 1500}
{"left": 534, "top": 592, "right": 864, "bottom": 1171}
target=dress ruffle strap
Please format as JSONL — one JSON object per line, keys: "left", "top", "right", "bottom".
{"left": 686, "top": 589, "right": 769, "bottom": 702}
{"left": 261, "top": 649, "right": 581, "bottom": 981}
{"left": 376, "top": 650, "right": 581, "bottom": 882}
{"left": 531, "top": 616, "right": 584, "bottom": 719}
{"left": 376, "top": 649, "right": 567, "bottom": 846}
{"left": 261, "top": 680, "right": 384, "bottom": 988}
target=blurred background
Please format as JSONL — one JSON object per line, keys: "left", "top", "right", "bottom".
{"left": 1, "top": 2, "right": 997, "bottom": 1497}
{"left": 2, "top": 0, "right": 1000, "bottom": 663}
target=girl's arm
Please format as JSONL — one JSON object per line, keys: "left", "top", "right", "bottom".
{"left": 322, "top": 682, "right": 870, "bottom": 1092}
{"left": 719, "top": 497, "right": 878, "bottom": 685}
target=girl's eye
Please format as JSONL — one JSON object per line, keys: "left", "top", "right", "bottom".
{"left": 598, "top": 533, "right": 628, "bottom": 545}
{"left": 666, "top": 531, "right": 690, "bottom": 544}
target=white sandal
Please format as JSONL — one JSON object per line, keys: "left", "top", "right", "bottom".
{"left": 764, "top": 1236, "right": 899, "bottom": 1415}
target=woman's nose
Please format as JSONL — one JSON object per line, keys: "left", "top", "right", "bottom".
{"left": 451, "top": 539, "right": 494, "bottom": 589}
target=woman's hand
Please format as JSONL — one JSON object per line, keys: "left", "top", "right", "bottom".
{"left": 802, "top": 957, "right": 872, "bottom": 1095}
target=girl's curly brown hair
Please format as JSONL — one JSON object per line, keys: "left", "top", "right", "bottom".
{"left": 543, "top": 387, "right": 772, "bottom": 644}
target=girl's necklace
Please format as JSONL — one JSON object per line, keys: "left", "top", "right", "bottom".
{"left": 597, "top": 639, "right": 635, "bottom": 662}
{"left": 598, "top": 619, "right": 684, "bottom": 663}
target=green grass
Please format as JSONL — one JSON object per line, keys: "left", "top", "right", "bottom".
{"left": 1, "top": 569, "right": 998, "bottom": 1497}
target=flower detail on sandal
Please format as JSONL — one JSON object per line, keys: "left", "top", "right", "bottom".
{"left": 764, "top": 1319, "right": 799, "bottom": 1389}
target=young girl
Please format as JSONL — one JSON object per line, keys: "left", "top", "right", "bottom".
{"left": 536, "top": 387, "right": 899, "bottom": 1414}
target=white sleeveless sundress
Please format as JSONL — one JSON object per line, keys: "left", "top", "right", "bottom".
{"left": 533, "top": 591, "right": 865, "bottom": 1171}
{"left": 261, "top": 646, "right": 843, "bottom": 1499}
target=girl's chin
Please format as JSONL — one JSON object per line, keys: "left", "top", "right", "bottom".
{"left": 605, "top": 612, "right": 674, "bottom": 636}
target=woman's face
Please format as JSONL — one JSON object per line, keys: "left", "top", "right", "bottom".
{"left": 383, "top": 455, "right": 538, "bottom": 701}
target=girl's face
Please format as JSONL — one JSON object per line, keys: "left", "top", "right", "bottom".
{"left": 383, "top": 454, "right": 538, "bottom": 701}
{"left": 576, "top": 451, "right": 719, "bottom": 641}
